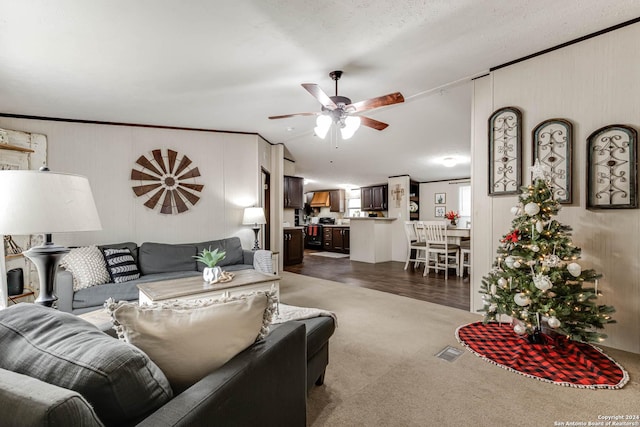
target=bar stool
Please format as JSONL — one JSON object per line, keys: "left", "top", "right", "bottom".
{"left": 459, "top": 239, "right": 471, "bottom": 277}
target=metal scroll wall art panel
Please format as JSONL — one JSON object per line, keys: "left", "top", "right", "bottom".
{"left": 488, "top": 107, "right": 522, "bottom": 196}
{"left": 587, "top": 125, "right": 637, "bottom": 209}
{"left": 532, "top": 119, "right": 573, "bottom": 203}
{"left": 131, "top": 148, "right": 204, "bottom": 214}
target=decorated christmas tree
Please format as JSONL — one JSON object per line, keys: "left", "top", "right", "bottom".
{"left": 480, "top": 162, "right": 615, "bottom": 343}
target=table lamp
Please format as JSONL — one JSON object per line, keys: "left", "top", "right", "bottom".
{"left": 0, "top": 168, "right": 102, "bottom": 307}
{"left": 242, "top": 207, "right": 266, "bottom": 250}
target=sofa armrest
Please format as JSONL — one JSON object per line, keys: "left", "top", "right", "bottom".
{"left": 137, "top": 321, "right": 306, "bottom": 427}
{"left": 242, "top": 249, "right": 255, "bottom": 265}
{"left": 55, "top": 269, "right": 74, "bottom": 313}
{"left": 0, "top": 368, "right": 104, "bottom": 427}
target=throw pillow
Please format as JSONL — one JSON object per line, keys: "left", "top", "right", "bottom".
{"left": 102, "top": 247, "right": 141, "bottom": 283}
{"left": 105, "top": 290, "right": 277, "bottom": 393}
{"left": 60, "top": 245, "right": 111, "bottom": 291}
{"left": 0, "top": 304, "right": 173, "bottom": 426}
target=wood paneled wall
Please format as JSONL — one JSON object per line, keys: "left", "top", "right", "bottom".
{"left": 0, "top": 117, "right": 275, "bottom": 251}
{"left": 471, "top": 23, "right": 640, "bottom": 353}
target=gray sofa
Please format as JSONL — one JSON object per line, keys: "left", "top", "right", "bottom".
{"left": 57, "top": 237, "right": 260, "bottom": 314}
{"left": 0, "top": 303, "right": 311, "bottom": 427}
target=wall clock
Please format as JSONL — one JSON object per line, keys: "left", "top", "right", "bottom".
{"left": 130, "top": 148, "right": 204, "bottom": 214}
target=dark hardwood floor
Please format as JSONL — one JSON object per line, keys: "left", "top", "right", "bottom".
{"left": 284, "top": 250, "right": 470, "bottom": 311}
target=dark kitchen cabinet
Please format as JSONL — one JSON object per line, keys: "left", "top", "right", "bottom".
{"left": 332, "top": 227, "right": 350, "bottom": 253}
{"left": 283, "top": 228, "right": 304, "bottom": 265}
{"left": 323, "top": 228, "right": 333, "bottom": 251}
{"left": 284, "top": 176, "right": 304, "bottom": 209}
{"left": 361, "top": 185, "right": 388, "bottom": 211}
{"left": 329, "top": 189, "right": 345, "bottom": 213}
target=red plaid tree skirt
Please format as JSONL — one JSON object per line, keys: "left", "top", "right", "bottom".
{"left": 455, "top": 322, "right": 628, "bottom": 389}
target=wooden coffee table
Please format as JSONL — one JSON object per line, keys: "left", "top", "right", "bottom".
{"left": 137, "top": 269, "right": 280, "bottom": 306}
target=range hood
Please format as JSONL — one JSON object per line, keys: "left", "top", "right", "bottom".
{"left": 310, "top": 191, "right": 330, "bottom": 207}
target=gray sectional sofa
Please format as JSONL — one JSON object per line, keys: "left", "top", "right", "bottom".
{"left": 0, "top": 303, "right": 312, "bottom": 427}
{"left": 56, "top": 237, "right": 260, "bottom": 314}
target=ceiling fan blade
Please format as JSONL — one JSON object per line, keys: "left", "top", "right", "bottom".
{"left": 360, "top": 116, "right": 389, "bottom": 131}
{"left": 349, "top": 92, "right": 404, "bottom": 112}
{"left": 302, "top": 83, "right": 337, "bottom": 109}
{"left": 269, "top": 112, "right": 319, "bottom": 120}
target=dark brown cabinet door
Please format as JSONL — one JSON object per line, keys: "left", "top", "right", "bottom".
{"left": 284, "top": 228, "right": 304, "bottom": 265}
{"left": 372, "top": 185, "right": 388, "bottom": 210}
{"left": 332, "top": 228, "right": 343, "bottom": 251}
{"left": 343, "top": 228, "right": 350, "bottom": 252}
{"left": 329, "top": 189, "right": 345, "bottom": 212}
{"left": 361, "top": 187, "right": 373, "bottom": 210}
{"left": 361, "top": 185, "right": 388, "bottom": 211}
{"left": 284, "top": 176, "right": 304, "bottom": 209}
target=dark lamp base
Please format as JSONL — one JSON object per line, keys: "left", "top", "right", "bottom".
{"left": 23, "top": 243, "right": 70, "bottom": 308}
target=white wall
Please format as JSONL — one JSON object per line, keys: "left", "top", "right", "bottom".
{"left": 0, "top": 117, "right": 273, "bottom": 251}
{"left": 419, "top": 179, "right": 470, "bottom": 225}
{"left": 471, "top": 22, "right": 640, "bottom": 353}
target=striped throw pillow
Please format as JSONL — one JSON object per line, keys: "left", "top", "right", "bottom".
{"left": 102, "top": 248, "right": 141, "bottom": 284}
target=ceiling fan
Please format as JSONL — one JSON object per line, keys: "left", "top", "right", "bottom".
{"left": 269, "top": 70, "right": 404, "bottom": 139}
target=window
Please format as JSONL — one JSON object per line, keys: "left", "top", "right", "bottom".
{"left": 459, "top": 185, "right": 471, "bottom": 217}
{"left": 347, "top": 188, "right": 361, "bottom": 217}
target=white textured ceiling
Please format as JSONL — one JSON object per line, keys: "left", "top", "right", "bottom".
{"left": 1, "top": 1, "right": 639, "bottom": 191}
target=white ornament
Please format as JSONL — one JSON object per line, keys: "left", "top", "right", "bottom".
{"left": 497, "top": 278, "right": 507, "bottom": 288}
{"left": 547, "top": 317, "right": 561, "bottom": 328}
{"left": 510, "top": 206, "right": 520, "bottom": 216}
{"left": 567, "top": 262, "right": 582, "bottom": 277}
{"left": 531, "top": 245, "right": 540, "bottom": 252}
{"left": 524, "top": 202, "right": 540, "bottom": 216}
{"left": 529, "top": 159, "right": 549, "bottom": 181}
{"left": 488, "top": 303, "right": 497, "bottom": 313}
{"left": 536, "top": 221, "right": 545, "bottom": 233}
{"left": 513, "top": 261, "right": 521, "bottom": 268}
{"left": 505, "top": 256, "right": 515, "bottom": 268}
{"left": 513, "top": 323, "right": 526, "bottom": 335}
{"left": 533, "top": 273, "right": 553, "bottom": 291}
{"left": 514, "top": 292, "right": 530, "bottom": 307}
{"left": 542, "top": 254, "right": 560, "bottom": 268}
{"left": 490, "top": 284, "right": 497, "bottom": 295}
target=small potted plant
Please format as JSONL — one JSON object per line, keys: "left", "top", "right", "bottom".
{"left": 445, "top": 210, "right": 460, "bottom": 226}
{"left": 194, "top": 247, "right": 226, "bottom": 283}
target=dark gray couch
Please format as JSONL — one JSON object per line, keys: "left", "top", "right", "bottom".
{"left": 0, "top": 303, "right": 309, "bottom": 427}
{"left": 56, "top": 237, "right": 259, "bottom": 314}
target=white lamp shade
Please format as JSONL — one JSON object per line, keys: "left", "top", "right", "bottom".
{"left": 314, "top": 115, "right": 332, "bottom": 139}
{"left": 340, "top": 116, "right": 361, "bottom": 140}
{"left": 0, "top": 170, "right": 102, "bottom": 235}
{"left": 242, "top": 207, "right": 266, "bottom": 225}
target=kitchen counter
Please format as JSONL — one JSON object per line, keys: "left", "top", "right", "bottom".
{"left": 349, "top": 217, "right": 396, "bottom": 263}
{"left": 319, "top": 224, "right": 350, "bottom": 228}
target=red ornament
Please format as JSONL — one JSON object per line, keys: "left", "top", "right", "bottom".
{"left": 502, "top": 229, "right": 519, "bottom": 243}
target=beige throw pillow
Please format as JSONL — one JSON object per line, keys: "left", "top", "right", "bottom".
{"left": 60, "top": 245, "right": 111, "bottom": 291}
{"left": 105, "top": 291, "right": 277, "bottom": 393}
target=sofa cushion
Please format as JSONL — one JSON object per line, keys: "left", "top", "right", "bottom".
{"left": 0, "top": 368, "right": 104, "bottom": 427}
{"left": 106, "top": 291, "right": 277, "bottom": 393}
{"left": 72, "top": 271, "right": 202, "bottom": 311}
{"left": 60, "top": 246, "right": 111, "bottom": 291}
{"left": 139, "top": 242, "right": 197, "bottom": 275}
{"left": 0, "top": 304, "right": 173, "bottom": 426}
{"left": 103, "top": 247, "right": 141, "bottom": 283}
{"left": 196, "top": 237, "right": 244, "bottom": 270}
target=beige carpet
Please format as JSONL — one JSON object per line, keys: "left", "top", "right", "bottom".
{"left": 278, "top": 272, "right": 640, "bottom": 427}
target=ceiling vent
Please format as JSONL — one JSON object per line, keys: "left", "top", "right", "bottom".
{"left": 310, "top": 191, "right": 330, "bottom": 207}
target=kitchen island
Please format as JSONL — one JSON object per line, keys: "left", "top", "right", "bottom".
{"left": 349, "top": 217, "right": 397, "bottom": 263}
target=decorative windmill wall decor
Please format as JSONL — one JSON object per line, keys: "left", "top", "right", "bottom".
{"left": 130, "top": 148, "right": 204, "bottom": 214}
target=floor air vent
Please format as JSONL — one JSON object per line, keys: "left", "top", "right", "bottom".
{"left": 435, "top": 346, "right": 464, "bottom": 362}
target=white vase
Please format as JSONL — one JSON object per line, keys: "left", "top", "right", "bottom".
{"left": 203, "top": 266, "right": 222, "bottom": 283}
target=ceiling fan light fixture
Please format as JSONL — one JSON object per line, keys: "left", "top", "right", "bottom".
{"left": 441, "top": 157, "right": 457, "bottom": 168}
{"left": 314, "top": 115, "right": 332, "bottom": 139}
{"left": 340, "top": 116, "right": 361, "bottom": 140}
